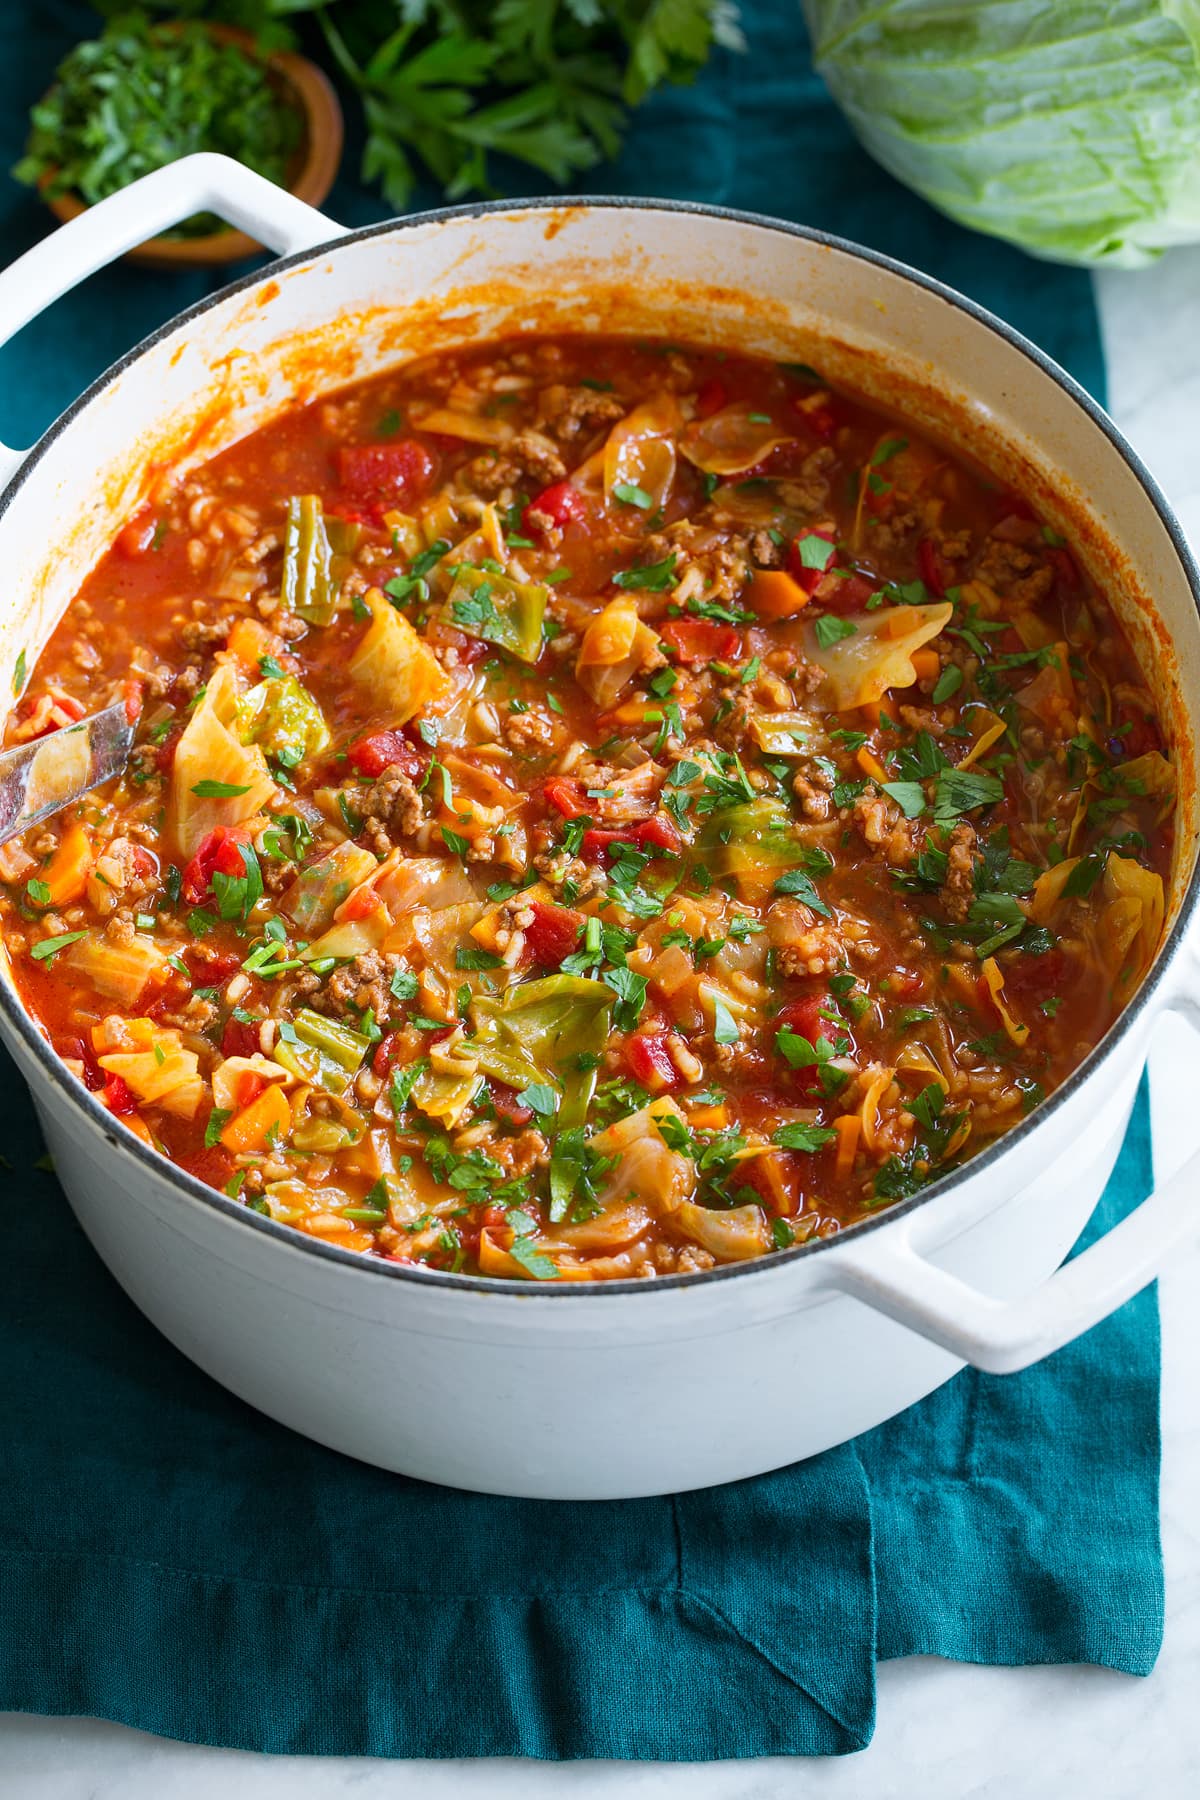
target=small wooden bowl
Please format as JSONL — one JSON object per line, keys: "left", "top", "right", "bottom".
{"left": 42, "top": 23, "right": 343, "bottom": 268}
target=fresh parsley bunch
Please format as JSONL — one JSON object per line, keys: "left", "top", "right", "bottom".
{"left": 119, "top": 1, "right": 744, "bottom": 206}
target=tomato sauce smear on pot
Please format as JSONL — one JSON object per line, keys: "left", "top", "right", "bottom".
{"left": 0, "top": 334, "right": 1173, "bottom": 1280}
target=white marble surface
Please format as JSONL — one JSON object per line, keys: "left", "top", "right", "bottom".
{"left": 3, "top": 251, "right": 1200, "bottom": 1797}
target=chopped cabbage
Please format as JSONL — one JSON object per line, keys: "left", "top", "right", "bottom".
{"left": 804, "top": 601, "right": 952, "bottom": 710}
{"left": 167, "top": 663, "right": 276, "bottom": 860}
{"left": 803, "top": 1, "right": 1200, "bottom": 269}
{"left": 679, "top": 403, "right": 796, "bottom": 475}
{"left": 347, "top": 588, "right": 449, "bottom": 722}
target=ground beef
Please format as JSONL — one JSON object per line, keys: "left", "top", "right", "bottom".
{"left": 973, "top": 536, "right": 1055, "bottom": 607}
{"left": 851, "top": 787, "right": 916, "bottom": 866}
{"left": 792, "top": 771, "right": 833, "bottom": 821}
{"left": 866, "top": 506, "right": 920, "bottom": 553}
{"left": 306, "top": 949, "right": 406, "bottom": 1022}
{"left": 178, "top": 615, "right": 235, "bottom": 652}
{"left": 747, "top": 529, "right": 784, "bottom": 569}
{"left": 504, "top": 706, "right": 562, "bottom": 753}
{"left": 939, "top": 821, "right": 977, "bottom": 924}
{"left": 261, "top": 856, "right": 298, "bottom": 897}
{"left": 463, "top": 430, "right": 566, "bottom": 497}
{"left": 776, "top": 447, "right": 836, "bottom": 516}
{"left": 535, "top": 383, "right": 626, "bottom": 444}
{"left": 358, "top": 766, "right": 423, "bottom": 855}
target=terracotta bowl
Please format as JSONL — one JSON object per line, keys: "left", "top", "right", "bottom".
{"left": 41, "top": 24, "right": 343, "bottom": 268}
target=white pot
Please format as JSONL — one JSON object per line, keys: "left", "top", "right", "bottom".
{"left": 0, "top": 156, "right": 1197, "bottom": 1500}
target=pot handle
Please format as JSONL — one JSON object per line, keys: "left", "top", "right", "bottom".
{"left": 819, "top": 987, "right": 1200, "bottom": 1375}
{"left": 0, "top": 152, "right": 344, "bottom": 489}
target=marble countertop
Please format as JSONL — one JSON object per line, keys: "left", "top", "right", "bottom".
{"left": 3, "top": 249, "right": 1200, "bottom": 1798}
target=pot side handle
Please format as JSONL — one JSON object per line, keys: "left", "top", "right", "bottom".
{"left": 819, "top": 988, "right": 1200, "bottom": 1375}
{"left": 0, "top": 152, "right": 345, "bottom": 490}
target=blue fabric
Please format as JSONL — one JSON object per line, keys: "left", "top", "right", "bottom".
{"left": 0, "top": 0, "right": 1160, "bottom": 1760}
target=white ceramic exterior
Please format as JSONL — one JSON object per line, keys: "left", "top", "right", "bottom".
{"left": 0, "top": 156, "right": 1198, "bottom": 1499}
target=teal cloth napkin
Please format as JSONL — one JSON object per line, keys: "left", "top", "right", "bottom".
{"left": 0, "top": 0, "right": 1163, "bottom": 1759}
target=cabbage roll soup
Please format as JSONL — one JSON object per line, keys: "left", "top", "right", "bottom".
{"left": 0, "top": 335, "right": 1173, "bottom": 1281}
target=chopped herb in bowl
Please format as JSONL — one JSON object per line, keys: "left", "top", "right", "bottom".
{"left": 14, "top": 12, "right": 302, "bottom": 238}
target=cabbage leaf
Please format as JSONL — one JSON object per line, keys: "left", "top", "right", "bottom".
{"left": 804, "top": 1, "right": 1200, "bottom": 268}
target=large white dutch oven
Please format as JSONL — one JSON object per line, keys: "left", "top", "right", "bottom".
{"left": 0, "top": 155, "right": 1197, "bottom": 1499}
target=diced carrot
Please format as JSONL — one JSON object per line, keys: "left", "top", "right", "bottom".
{"left": 911, "top": 649, "right": 940, "bottom": 684}
{"left": 834, "top": 1113, "right": 861, "bottom": 1178}
{"left": 225, "top": 616, "right": 285, "bottom": 673}
{"left": 220, "top": 1081, "right": 292, "bottom": 1154}
{"left": 857, "top": 746, "right": 889, "bottom": 783}
{"left": 747, "top": 568, "right": 812, "bottom": 620}
{"left": 688, "top": 1102, "right": 728, "bottom": 1129}
{"left": 42, "top": 820, "right": 94, "bottom": 906}
{"left": 858, "top": 698, "right": 886, "bottom": 728}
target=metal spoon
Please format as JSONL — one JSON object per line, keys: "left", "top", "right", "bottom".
{"left": 0, "top": 703, "right": 136, "bottom": 847}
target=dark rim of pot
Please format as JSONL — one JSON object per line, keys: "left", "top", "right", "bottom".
{"left": 1, "top": 194, "right": 1196, "bottom": 1299}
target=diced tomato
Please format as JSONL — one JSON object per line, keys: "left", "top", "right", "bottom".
{"left": 345, "top": 729, "right": 426, "bottom": 781}
{"left": 917, "top": 536, "right": 947, "bottom": 598}
{"left": 522, "top": 899, "right": 584, "bottom": 968}
{"left": 55, "top": 1032, "right": 105, "bottom": 1091}
{"left": 178, "top": 1143, "right": 235, "bottom": 1189}
{"left": 1003, "top": 947, "right": 1067, "bottom": 1009}
{"left": 336, "top": 439, "right": 437, "bottom": 503}
{"left": 221, "top": 1016, "right": 261, "bottom": 1059}
{"left": 790, "top": 395, "right": 838, "bottom": 439}
{"left": 14, "top": 689, "right": 88, "bottom": 742}
{"left": 1112, "top": 701, "right": 1161, "bottom": 759}
{"left": 816, "top": 570, "right": 876, "bottom": 614}
{"left": 659, "top": 617, "right": 741, "bottom": 665}
{"left": 525, "top": 480, "right": 584, "bottom": 532}
{"left": 101, "top": 1074, "right": 137, "bottom": 1117}
{"left": 695, "top": 376, "right": 727, "bottom": 419}
{"left": 190, "top": 950, "right": 242, "bottom": 984}
{"left": 581, "top": 814, "right": 682, "bottom": 861}
{"left": 542, "top": 775, "right": 589, "bottom": 818}
{"left": 774, "top": 988, "right": 838, "bottom": 1101}
{"left": 181, "top": 827, "right": 252, "bottom": 905}
{"left": 787, "top": 529, "right": 836, "bottom": 595}
{"left": 1047, "top": 546, "right": 1080, "bottom": 591}
{"left": 121, "top": 677, "right": 144, "bottom": 725}
{"left": 482, "top": 1204, "right": 508, "bottom": 1229}
{"left": 490, "top": 1081, "right": 534, "bottom": 1129}
{"left": 340, "top": 884, "right": 384, "bottom": 921}
{"left": 624, "top": 1031, "right": 679, "bottom": 1092}
{"left": 117, "top": 512, "right": 158, "bottom": 559}
{"left": 372, "top": 1032, "right": 405, "bottom": 1079}
{"left": 776, "top": 991, "right": 828, "bottom": 1046}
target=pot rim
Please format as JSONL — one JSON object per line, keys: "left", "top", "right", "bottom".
{"left": 1, "top": 193, "right": 1196, "bottom": 1300}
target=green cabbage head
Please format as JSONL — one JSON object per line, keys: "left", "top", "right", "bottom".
{"left": 802, "top": 0, "right": 1200, "bottom": 267}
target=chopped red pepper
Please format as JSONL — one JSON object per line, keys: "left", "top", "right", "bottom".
{"left": 786, "top": 528, "right": 836, "bottom": 594}
{"left": 181, "top": 827, "right": 252, "bottom": 906}
{"left": 177, "top": 1144, "right": 235, "bottom": 1189}
{"left": 581, "top": 815, "right": 682, "bottom": 861}
{"left": 525, "top": 480, "right": 584, "bottom": 532}
{"left": 659, "top": 617, "right": 741, "bottom": 664}
{"left": 522, "top": 899, "right": 584, "bottom": 969}
{"left": 102, "top": 1074, "right": 137, "bottom": 1116}
{"left": 336, "top": 439, "right": 436, "bottom": 503}
{"left": 917, "top": 536, "right": 947, "bottom": 598}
